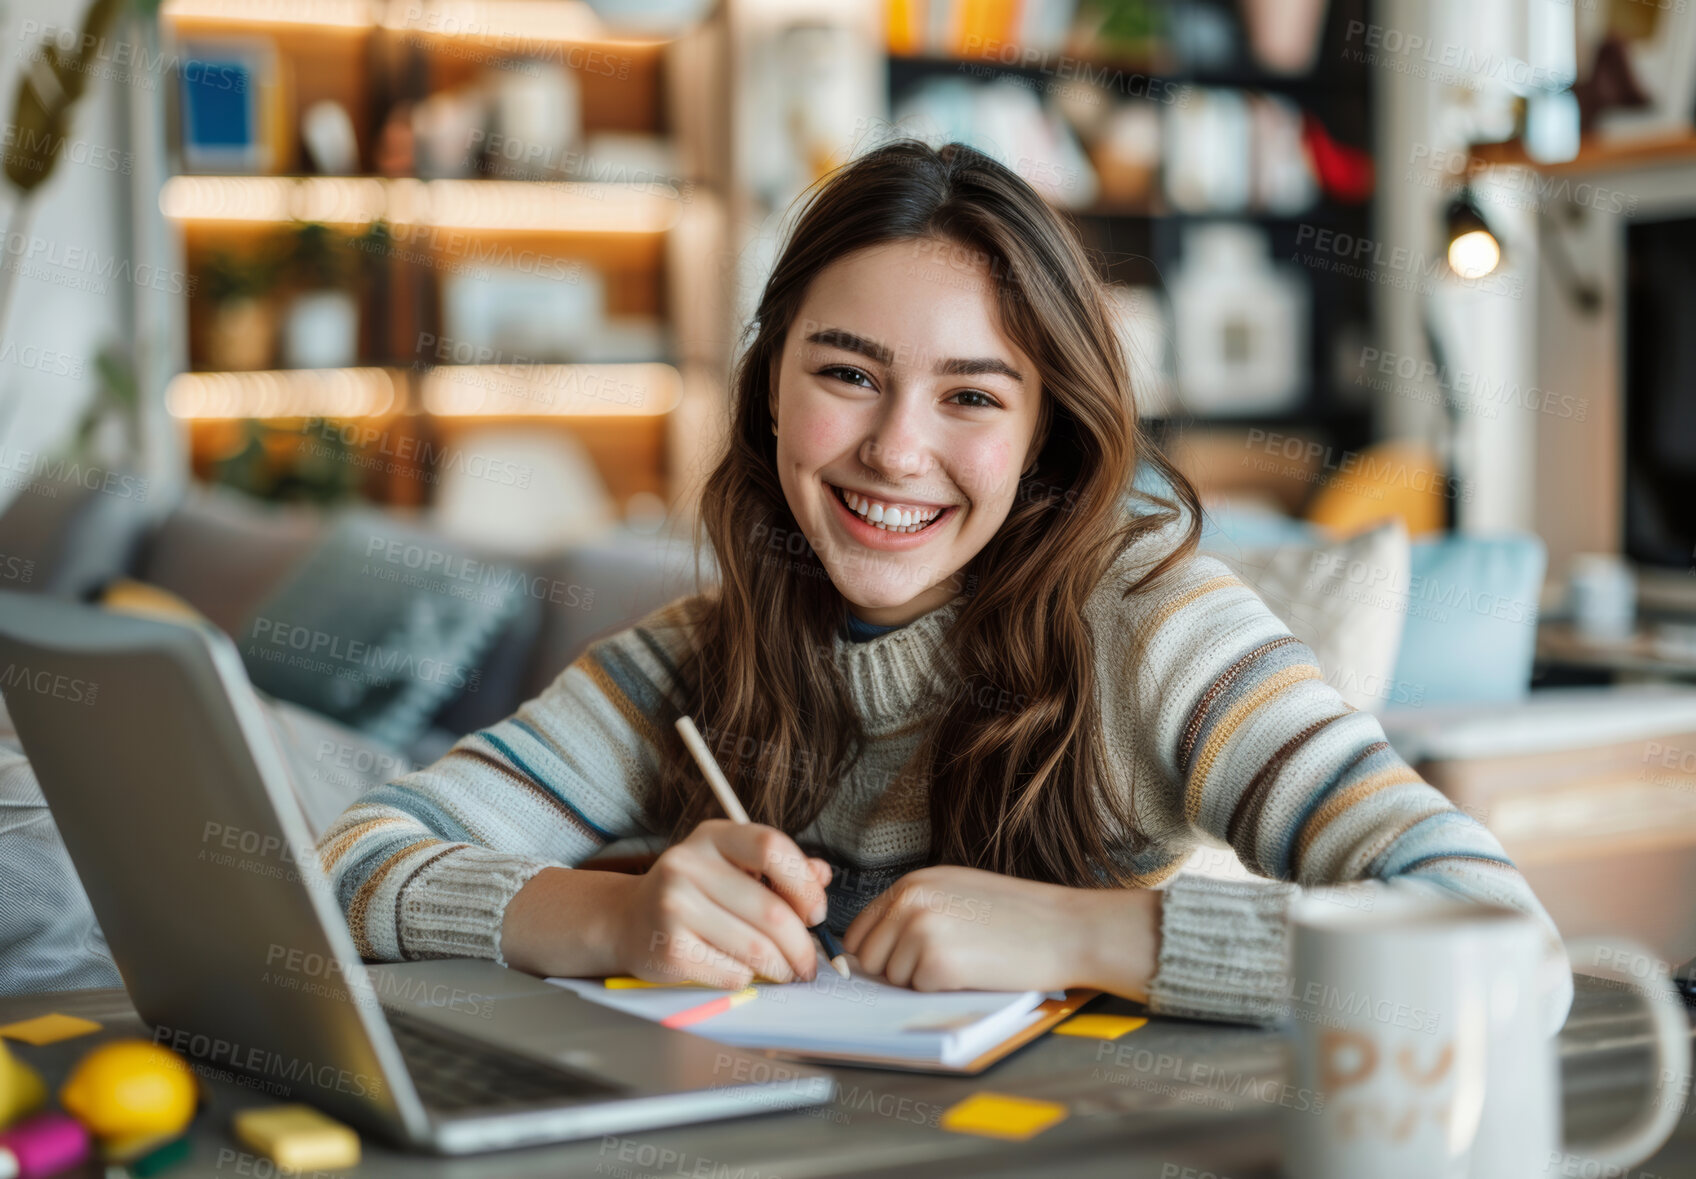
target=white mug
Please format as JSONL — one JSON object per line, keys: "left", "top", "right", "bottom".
{"left": 1280, "top": 891, "right": 1688, "bottom": 1179}
{"left": 1567, "top": 553, "right": 1636, "bottom": 641}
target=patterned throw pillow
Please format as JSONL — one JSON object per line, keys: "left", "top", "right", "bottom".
{"left": 237, "top": 511, "right": 527, "bottom": 748}
{"left": 1211, "top": 518, "right": 1414, "bottom": 713}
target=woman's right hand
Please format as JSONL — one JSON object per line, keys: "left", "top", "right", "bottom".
{"left": 611, "top": 820, "right": 832, "bottom": 988}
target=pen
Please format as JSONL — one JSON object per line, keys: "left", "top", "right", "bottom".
{"left": 674, "top": 714, "right": 852, "bottom": 980}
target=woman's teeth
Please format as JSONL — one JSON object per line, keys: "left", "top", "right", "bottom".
{"left": 838, "top": 487, "right": 943, "bottom": 533}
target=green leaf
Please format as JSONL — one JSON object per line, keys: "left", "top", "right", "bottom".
{"left": 4, "top": 0, "right": 137, "bottom": 195}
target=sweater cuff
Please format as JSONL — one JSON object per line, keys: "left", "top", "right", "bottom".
{"left": 1148, "top": 872, "right": 1299, "bottom": 1025}
{"left": 395, "top": 845, "right": 555, "bottom": 966}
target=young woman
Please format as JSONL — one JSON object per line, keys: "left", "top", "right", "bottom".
{"left": 320, "top": 140, "right": 1572, "bottom": 1031}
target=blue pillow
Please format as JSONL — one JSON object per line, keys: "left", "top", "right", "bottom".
{"left": 1388, "top": 533, "right": 1545, "bottom": 710}
{"left": 1197, "top": 505, "right": 1322, "bottom": 555}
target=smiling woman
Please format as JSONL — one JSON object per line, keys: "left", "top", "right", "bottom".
{"left": 776, "top": 249, "right": 1047, "bottom": 619}
{"left": 654, "top": 140, "right": 1193, "bottom": 895}
{"left": 318, "top": 141, "right": 1573, "bottom": 1035}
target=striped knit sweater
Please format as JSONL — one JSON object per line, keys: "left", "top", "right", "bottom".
{"left": 318, "top": 526, "right": 1574, "bottom": 1033}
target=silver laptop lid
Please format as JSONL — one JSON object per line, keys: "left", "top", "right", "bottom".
{"left": 0, "top": 591, "right": 431, "bottom": 1142}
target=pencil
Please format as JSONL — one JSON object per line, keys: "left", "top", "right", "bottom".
{"left": 659, "top": 986, "right": 757, "bottom": 1030}
{"left": 674, "top": 714, "right": 852, "bottom": 980}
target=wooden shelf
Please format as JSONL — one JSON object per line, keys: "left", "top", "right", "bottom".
{"left": 1074, "top": 202, "right": 1366, "bottom": 223}
{"left": 161, "top": 0, "right": 667, "bottom": 47}
{"left": 161, "top": 176, "right": 684, "bottom": 234}
{"left": 1470, "top": 131, "right": 1696, "bottom": 176}
{"left": 165, "top": 364, "right": 680, "bottom": 419}
{"left": 886, "top": 51, "right": 1352, "bottom": 101}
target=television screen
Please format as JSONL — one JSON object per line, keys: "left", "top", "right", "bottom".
{"left": 1623, "top": 215, "right": 1696, "bottom": 571}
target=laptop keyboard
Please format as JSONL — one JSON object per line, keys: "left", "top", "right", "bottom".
{"left": 386, "top": 1010, "right": 621, "bottom": 1113}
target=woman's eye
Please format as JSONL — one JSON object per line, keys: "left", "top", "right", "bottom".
{"left": 950, "top": 389, "right": 1000, "bottom": 409}
{"left": 820, "top": 366, "right": 873, "bottom": 388}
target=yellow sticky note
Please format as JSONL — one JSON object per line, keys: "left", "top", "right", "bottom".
{"left": 940, "top": 1092, "right": 1068, "bottom": 1141}
{"left": 1054, "top": 1014, "right": 1148, "bottom": 1040}
{"left": 233, "top": 1104, "right": 360, "bottom": 1171}
{"left": 0, "top": 1013, "right": 103, "bottom": 1045}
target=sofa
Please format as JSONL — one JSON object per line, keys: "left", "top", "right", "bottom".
{"left": 6, "top": 470, "right": 1696, "bottom": 994}
{"left": 0, "top": 472, "right": 705, "bottom": 992}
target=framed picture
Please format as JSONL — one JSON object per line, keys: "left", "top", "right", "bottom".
{"left": 1594, "top": 3, "right": 1696, "bottom": 143}
{"left": 177, "top": 38, "right": 281, "bottom": 173}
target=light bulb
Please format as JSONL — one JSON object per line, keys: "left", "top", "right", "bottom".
{"left": 1448, "top": 230, "right": 1501, "bottom": 280}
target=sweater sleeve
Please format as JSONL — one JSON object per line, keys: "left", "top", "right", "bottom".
{"left": 316, "top": 600, "right": 694, "bottom": 964}
{"left": 1110, "top": 547, "right": 1573, "bottom": 1037}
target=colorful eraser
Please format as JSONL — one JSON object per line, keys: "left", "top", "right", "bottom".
{"left": 0, "top": 1112, "right": 92, "bottom": 1179}
{"left": 232, "top": 1105, "right": 359, "bottom": 1171}
{"left": 130, "top": 1134, "right": 192, "bottom": 1177}
{"left": 99, "top": 1130, "right": 179, "bottom": 1163}
{"left": 0, "top": 1042, "right": 46, "bottom": 1129}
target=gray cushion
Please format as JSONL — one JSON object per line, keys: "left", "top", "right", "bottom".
{"left": 238, "top": 511, "right": 530, "bottom": 748}
{"left": 136, "top": 485, "right": 323, "bottom": 634}
{"left": 0, "top": 469, "right": 153, "bottom": 599}
{"left": 520, "top": 531, "right": 710, "bottom": 699}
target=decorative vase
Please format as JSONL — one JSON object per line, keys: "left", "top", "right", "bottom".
{"left": 207, "top": 296, "right": 277, "bottom": 372}
{"left": 1241, "top": 0, "right": 1331, "bottom": 76}
{"left": 1168, "top": 223, "right": 1308, "bottom": 413}
{"left": 282, "top": 289, "right": 359, "bottom": 371}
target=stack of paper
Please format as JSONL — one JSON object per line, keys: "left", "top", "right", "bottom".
{"left": 548, "top": 956, "right": 1048, "bottom": 1068}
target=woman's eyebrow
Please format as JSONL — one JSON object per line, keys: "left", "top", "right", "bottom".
{"left": 805, "top": 327, "right": 893, "bottom": 365}
{"left": 804, "top": 327, "right": 1025, "bottom": 384}
{"left": 935, "top": 356, "right": 1025, "bottom": 384}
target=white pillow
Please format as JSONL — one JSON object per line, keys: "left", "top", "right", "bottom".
{"left": 1212, "top": 519, "right": 1412, "bottom": 714}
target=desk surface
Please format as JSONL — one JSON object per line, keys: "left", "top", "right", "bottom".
{"left": 1537, "top": 621, "right": 1696, "bottom": 679}
{"left": 2, "top": 975, "right": 1693, "bottom": 1179}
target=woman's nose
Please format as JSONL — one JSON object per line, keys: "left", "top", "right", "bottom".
{"left": 859, "top": 406, "right": 932, "bottom": 479}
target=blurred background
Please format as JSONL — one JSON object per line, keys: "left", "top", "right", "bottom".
{"left": 8, "top": 0, "right": 1696, "bottom": 972}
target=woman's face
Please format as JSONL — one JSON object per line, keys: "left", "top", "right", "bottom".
{"left": 771, "top": 238, "right": 1045, "bottom": 626}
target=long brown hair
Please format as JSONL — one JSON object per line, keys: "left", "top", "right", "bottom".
{"left": 651, "top": 139, "right": 1201, "bottom": 888}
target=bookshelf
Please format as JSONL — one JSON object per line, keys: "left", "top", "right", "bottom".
{"left": 155, "top": 0, "right": 731, "bottom": 517}
{"left": 881, "top": 0, "right": 1378, "bottom": 463}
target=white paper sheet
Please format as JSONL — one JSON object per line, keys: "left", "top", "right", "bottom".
{"left": 548, "top": 954, "right": 1046, "bottom": 1067}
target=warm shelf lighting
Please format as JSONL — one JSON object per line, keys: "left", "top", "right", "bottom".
{"left": 380, "top": 0, "right": 667, "bottom": 48}
{"left": 160, "top": 0, "right": 378, "bottom": 29}
{"left": 413, "top": 179, "right": 679, "bottom": 233}
{"left": 160, "top": 176, "right": 390, "bottom": 225}
{"left": 421, "top": 363, "right": 680, "bottom": 417}
{"left": 166, "top": 368, "right": 401, "bottom": 419}
{"left": 159, "top": 176, "right": 680, "bottom": 233}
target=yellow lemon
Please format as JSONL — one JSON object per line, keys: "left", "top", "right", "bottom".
{"left": 59, "top": 1040, "right": 197, "bottom": 1140}
{"left": 0, "top": 1039, "right": 46, "bottom": 1126}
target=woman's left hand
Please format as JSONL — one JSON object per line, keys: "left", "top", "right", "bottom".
{"left": 840, "top": 865, "right": 1160, "bottom": 996}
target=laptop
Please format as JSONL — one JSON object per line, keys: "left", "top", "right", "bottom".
{"left": 0, "top": 592, "right": 834, "bottom": 1154}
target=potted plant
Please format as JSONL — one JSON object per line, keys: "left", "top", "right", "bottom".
{"left": 203, "top": 247, "right": 284, "bottom": 371}
{"left": 280, "top": 221, "right": 360, "bottom": 370}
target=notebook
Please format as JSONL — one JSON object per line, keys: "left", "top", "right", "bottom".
{"left": 547, "top": 955, "right": 1090, "bottom": 1071}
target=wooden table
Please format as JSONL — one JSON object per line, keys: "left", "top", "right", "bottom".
{"left": 3, "top": 974, "right": 1693, "bottom": 1178}
{"left": 1536, "top": 621, "right": 1696, "bottom": 682}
